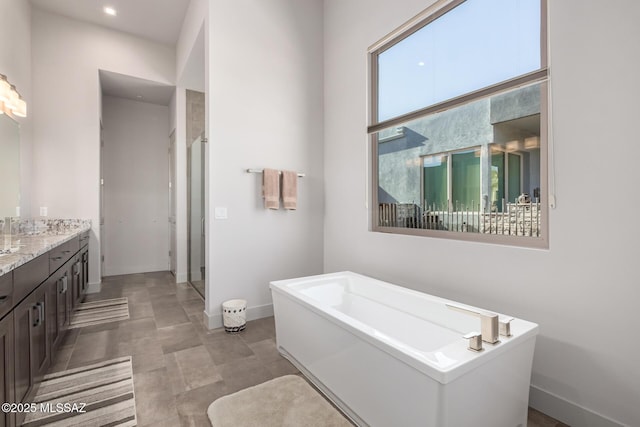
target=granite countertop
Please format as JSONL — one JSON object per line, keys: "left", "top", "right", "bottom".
{"left": 0, "top": 219, "right": 91, "bottom": 277}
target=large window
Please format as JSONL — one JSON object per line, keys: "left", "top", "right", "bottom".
{"left": 370, "top": 0, "right": 548, "bottom": 246}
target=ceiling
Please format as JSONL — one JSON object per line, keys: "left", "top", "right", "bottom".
{"left": 30, "top": 0, "right": 190, "bottom": 46}
{"left": 99, "top": 70, "right": 175, "bottom": 106}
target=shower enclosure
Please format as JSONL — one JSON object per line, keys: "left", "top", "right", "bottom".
{"left": 187, "top": 133, "right": 206, "bottom": 297}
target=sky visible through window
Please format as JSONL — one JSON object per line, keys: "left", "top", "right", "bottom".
{"left": 378, "top": 0, "right": 541, "bottom": 122}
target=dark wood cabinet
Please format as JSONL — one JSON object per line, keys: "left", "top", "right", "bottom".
{"left": 13, "top": 285, "right": 49, "bottom": 427}
{"left": 71, "top": 255, "right": 82, "bottom": 310}
{"left": 78, "top": 232, "right": 89, "bottom": 300}
{"left": 48, "top": 238, "right": 79, "bottom": 276}
{"left": 12, "top": 255, "right": 47, "bottom": 309}
{"left": 0, "top": 274, "right": 13, "bottom": 321}
{"left": 45, "top": 275, "right": 60, "bottom": 355}
{"left": 58, "top": 267, "right": 71, "bottom": 340}
{"left": 13, "top": 295, "right": 31, "bottom": 408}
{"left": 0, "top": 231, "right": 89, "bottom": 426}
{"left": 80, "top": 244, "right": 89, "bottom": 297}
{"left": 46, "top": 261, "right": 71, "bottom": 353}
{"left": 0, "top": 312, "right": 15, "bottom": 427}
{"left": 31, "top": 284, "right": 49, "bottom": 385}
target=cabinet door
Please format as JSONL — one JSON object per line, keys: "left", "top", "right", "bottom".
{"left": 0, "top": 273, "right": 13, "bottom": 322}
{"left": 71, "top": 256, "right": 82, "bottom": 309}
{"left": 0, "top": 312, "right": 15, "bottom": 427}
{"left": 13, "top": 287, "right": 49, "bottom": 408}
{"left": 14, "top": 294, "right": 36, "bottom": 406}
{"left": 57, "top": 269, "right": 70, "bottom": 333}
{"left": 81, "top": 247, "right": 89, "bottom": 296}
{"left": 31, "top": 285, "right": 49, "bottom": 386}
{"left": 46, "top": 274, "right": 61, "bottom": 352}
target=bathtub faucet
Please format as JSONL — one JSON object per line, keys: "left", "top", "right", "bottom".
{"left": 446, "top": 303, "right": 499, "bottom": 344}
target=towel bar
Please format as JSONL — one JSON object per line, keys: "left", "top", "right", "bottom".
{"left": 246, "top": 169, "right": 305, "bottom": 178}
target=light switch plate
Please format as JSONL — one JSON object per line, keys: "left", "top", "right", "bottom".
{"left": 214, "top": 207, "right": 228, "bottom": 220}
{"left": 40, "top": 206, "right": 48, "bottom": 217}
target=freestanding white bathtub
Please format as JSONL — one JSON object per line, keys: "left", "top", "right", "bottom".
{"left": 270, "top": 271, "right": 538, "bottom": 427}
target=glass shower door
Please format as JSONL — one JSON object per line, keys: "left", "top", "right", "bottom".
{"left": 188, "top": 133, "right": 205, "bottom": 297}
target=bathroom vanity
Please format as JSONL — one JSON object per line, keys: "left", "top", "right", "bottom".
{"left": 0, "top": 219, "right": 91, "bottom": 427}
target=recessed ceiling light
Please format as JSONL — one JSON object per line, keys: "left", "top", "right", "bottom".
{"left": 104, "top": 6, "right": 117, "bottom": 16}
{"left": 418, "top": 61, "right": 425, "bottom": 66}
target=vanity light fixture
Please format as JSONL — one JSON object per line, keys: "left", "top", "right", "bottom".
{"left": 0, "top": 74, "right": 27, "bottom": 118}
{"left": 13, "top": 96, "right": 27, "bottom": 117}
{"left": 104, "top": 6, "right": 117, "bottom": 16}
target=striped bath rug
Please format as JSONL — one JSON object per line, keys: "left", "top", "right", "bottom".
{"left": 69, "top": 297, "right": 130, "bottom": 329}
{"left": 23, "top": 356, "right": 137, "bottom": 426}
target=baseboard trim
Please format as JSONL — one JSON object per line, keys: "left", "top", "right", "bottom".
{"left": 175, "top": 272, "right": 188, "bottom": 283}
{"left": 103, "top": 266, "right": 168, "bottom": 276}
{"left": 86, "top": 281, "right": 102, "bottom": 294}
{"left": 247, "top": 303, "right": 274, "bottom": 321}
{"left": 529, "top": 385, "right": 625, "bottom": 427}
{"left": 204, "top": 303, "right": 274, "bottom": 330}
{"left": 203, "top": 309, "right": 222, "bottom": 330}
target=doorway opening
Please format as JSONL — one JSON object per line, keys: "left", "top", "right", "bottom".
{"left": 99, "top": 70, "right": 174, "bottom": 277}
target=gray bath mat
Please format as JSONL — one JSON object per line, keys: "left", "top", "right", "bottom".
{"left": 207, "top": 375, "right": 352, "bottom": 427}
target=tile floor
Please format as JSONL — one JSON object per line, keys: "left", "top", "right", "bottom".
{"left": 48, "top": 271, "right": 568, "bottom": 427}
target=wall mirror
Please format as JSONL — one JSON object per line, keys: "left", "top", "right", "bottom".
{"left": 0, "top": 114, "right": 20, "bottom": 218}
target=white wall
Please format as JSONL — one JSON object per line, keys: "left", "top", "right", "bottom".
{"left": 0, "top": 0, "right": 32, "bottom": 217}
{"left": 176, "top": 0, "right": 206, "bottom": 85}
{"left": 204, "top": 0, "right": 324, "bottom": 326}
{"left": 169, "top": 89, "right": 176, "bottom": 136}
{"left": 31, "top": 8, "right": 175, "bottom": 286}
{"left": 323, "top": 1, "right": 640, "bottom": 426}
{"left": 101, "top": 96, "right": 169, "bottom": 276}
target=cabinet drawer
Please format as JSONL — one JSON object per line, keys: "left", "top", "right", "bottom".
{"left": 0, "top": 272, "right": 12, "bottom": 319}
{"left": 49, "top": 238, "right": 80, "bottom": 274}
{"left": 79, "top": 231, "right": 90, "bottom": 248}
{"left": 14, "top": 253, "right": 48, "bottom": 305}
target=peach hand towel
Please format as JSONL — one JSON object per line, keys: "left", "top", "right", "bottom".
{"left": 262, "top": 168, "right": 280, "bottom": 209}
{"left": 282, "top": 170, "right": 298, "bottom": 210}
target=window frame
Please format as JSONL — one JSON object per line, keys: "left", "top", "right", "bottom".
{"left": 368, "top": 0, "right": 549, "bottom": 248}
